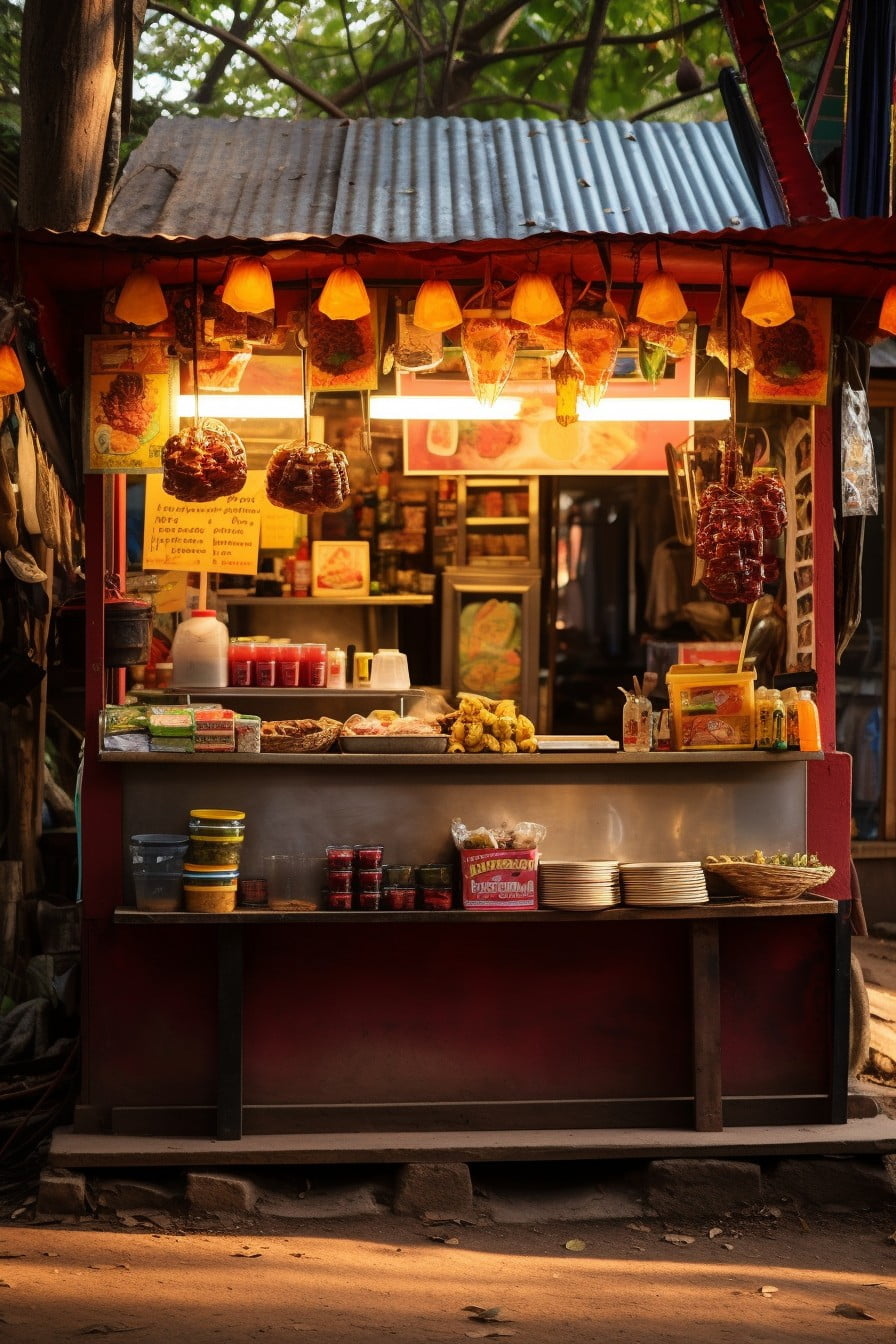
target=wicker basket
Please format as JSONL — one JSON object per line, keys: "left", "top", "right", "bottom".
{"left": 260, "top": 717, "right": 341, "bottom": 754}
{"left": 702, "top": 861, "right": 835, "bottom": 901}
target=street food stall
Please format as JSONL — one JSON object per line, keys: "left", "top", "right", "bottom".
{"left": 4, "top": 112, "right": 896, "bottom": 1168}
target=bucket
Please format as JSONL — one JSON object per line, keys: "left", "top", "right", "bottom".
{"left": 56, "top": 595, "right": 153, "bottom": 668}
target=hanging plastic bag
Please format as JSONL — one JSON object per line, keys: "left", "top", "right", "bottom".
{"left": 706, "top": 269, "right": 754, "bottom": 373}
{"left": 841, "top": 380, "right": 878, "bottom": 517}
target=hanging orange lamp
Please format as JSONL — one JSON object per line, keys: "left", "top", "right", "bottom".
{"left": 318, "top": 265, "right": 371, "bottom": 320}
{"left": 636, "top": 266, "right": 688, "bottom": 326}
{"left": 114, "top": 266, "right": 169, "bottom": 327}
{"left": 413, "top": 279, "right": 462, "bottom": 332}
{"left": 0, "top": 343, "right": 25, "bottom": 395}
{"left": 878, "top": 284, "right": 896, "bottom": 335}
{"left": 221, "top": 257, "right": 276, "bottom": 315}
{"left": 510, "top": 271, "right": 564, "bottom": 326}
{"left": 741, "top": 262, "right": 794, "bottom": 327}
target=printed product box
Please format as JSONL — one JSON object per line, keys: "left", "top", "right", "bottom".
{"left": 460, "top": 848, "right": 539, "bottom": 910}
{"left": 666, "top": 664, "right": 756, "bottom": 750}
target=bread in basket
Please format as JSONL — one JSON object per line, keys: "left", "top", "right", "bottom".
{"left": 260, "top": 717, "right": 341, "bottom": 754}
{"left": 702, "top": 860, "right": 835, "bottom": 901}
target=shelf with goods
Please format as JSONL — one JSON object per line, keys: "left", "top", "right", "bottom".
{"left": 456, "top": 476, "right": 540, "bottom": 567}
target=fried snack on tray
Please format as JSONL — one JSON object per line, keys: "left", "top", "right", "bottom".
{"left": 260, "top": 716, "right": 341, "bottom": 753}
{"left": 444, "top": 693, "right": 537, "bottom": 753}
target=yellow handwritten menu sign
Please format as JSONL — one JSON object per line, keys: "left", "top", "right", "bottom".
{"left": 260, "top": 494, "right": 297, "bottom": 550}
{"left": 142, "top": 471, "right": 265, "bottom": 574}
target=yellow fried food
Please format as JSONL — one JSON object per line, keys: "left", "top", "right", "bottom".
{"left": 464, "top": 722, "right": 484, "bottom": 749}
{"left": 495, "top": 699, "right": 516, "bottom": 718}
{"left": 448, "top": 742, "right": 465, "bottom": 753}
{"left": 494, "top": 716, "right": 514, "bottom": 741}
{"left": 370, "top": 709, "right": 398, "bottom": 723}
{"left": 452, "top": 720, "right": 467, "bottom": 743}
{"left": 500, "top": 739, "right": 518, "bottom": 753}
{"left": 517, "top": 736, "right": 538, "bottom": 752}
{"left": 483, "top": 733, "right": 501, "bottom": 752}
{"left": 515, "top": 714, "right": 535, "bottom": 738}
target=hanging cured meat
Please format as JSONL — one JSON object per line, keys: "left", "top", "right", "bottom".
{"left": 161, "top": 419, "right": 248, "bottom": 502}
{"left": 265, "top": 438, "right": 350, "bottom": 514}
{"left": 695, "top": 436, "right": 786, "bottom": 605}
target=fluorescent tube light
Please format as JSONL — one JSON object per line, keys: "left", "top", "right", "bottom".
{"left": 369, "top": 395, "right": 730, "bottom": 422}
{"left": 177, "top": 394, "right": 304, "bottom": 418}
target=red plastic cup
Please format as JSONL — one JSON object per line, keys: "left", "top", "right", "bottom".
{"left": 327, "top": 890, "right": 352, "bottom": 911}
{"left": 328, "top": 869, "right": 354, "bottom": 894}
{"left": 421, "top": 887, "right": 452, "bottom": 910}
{"left": 358, "top": 890, "right": 381, "bottom": 910}
{"left": 357, "top": 867, "right": 383, "bottom": 892}
{"left": 383, "top": 887, "right": 416, "bottom": 911}
{"left": 278, "top": 644, "right": 301, "bottom": 687}
{"left": 355, "top": 844, "right": 384, "bottom": 869}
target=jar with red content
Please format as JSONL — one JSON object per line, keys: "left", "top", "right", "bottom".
{"left": 358, "top": 890, "right": 381, "bottom": 910}
{"left": 421, "top": 887, "right": 453, "bottom": 910}
{"left": 299, "top": 643, "right": 327, "bottom": 687}
{"left": 254, "top": 644, "right": 277, "bottom": 688}
{"left": 328, "top": 869, "right": 354, "bottom": 894}
{"left": 230, "top": 641, "right": 255, "bottom": 686}
{"left": 357, "top": 867, "right": 383, "bottom": 892}
{"left": 326, "top": 889, "right": 352, "bottom": 910}
{"left": 383, "top": 887, "right": 416, "bottom": 911}
{"left": 278, "top": 643, "right": 301, "bottom": 687}
{"left": 326, "top": 845, "right": 355, "bottom": 870}
{"left": 355, "top": 844, "right": 384, "bottom": 869}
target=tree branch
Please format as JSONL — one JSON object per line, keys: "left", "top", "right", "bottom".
{"left": 193, "top": 0, "right": 272, "bottom": 108}
{"left": 569, "top": 0, "right": 612, "bottom": 120}
{"left": 337, "top": 0, "right": 374, "bottom": 115}
{"left": 439, "top": 0, "right": 468, "bottom": 110}
{"left": 145, "top": 1, "right": 350, "bottom": 117}
{"left": 630, "top": 79, "right": 720, "bottom": 121}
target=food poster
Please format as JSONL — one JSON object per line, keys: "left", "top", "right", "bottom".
{"left": 311, "top": 540, "right": 370, "bottom": 596}
{"left": 401, "top": 370, "right": 693, "bottom": 475}
{"left": 457, "top": 595, "right": 523, "bottom": 700}
{"left": 142, "top": 470, "right": 265, "bottom": 574}
{"left": 84, "top": 338, "right": 177, "bottom": 472}
{"left": 748, "top": 297, "right": 832, "bottom": 406}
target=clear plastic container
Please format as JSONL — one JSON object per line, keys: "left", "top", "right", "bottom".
{"left": 134, "top": 873, "right": 184, "bottom": 912}
{"left": 130, "top": 834, "right": 189, "bottom": 876}
{"left": 171, "top": 610, "right": 229, "bottom": 688}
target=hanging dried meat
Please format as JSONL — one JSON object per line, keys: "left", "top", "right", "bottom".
{"left": 161, "top": 419, "right": 248, "bottom": 502}
{"left": 694, "top": 435, "right": 786, "bottom": 605}
{"left": 265, "top": 438, "right": 350, "bottom": 514}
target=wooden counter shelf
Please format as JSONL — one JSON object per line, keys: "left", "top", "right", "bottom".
{"left": 108, "top": 896, "right": 847, "bottom": 1148}
{"left": 100, "top": 749, "right": 824, "bottom": 765}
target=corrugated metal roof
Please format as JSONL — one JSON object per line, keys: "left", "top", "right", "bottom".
{"left": 104, "top": 115, "right": 772, "bottom": 245}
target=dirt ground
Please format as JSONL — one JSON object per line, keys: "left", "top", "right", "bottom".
{"left": 0, "top": 1202, "right": 895, "bottom": 1343}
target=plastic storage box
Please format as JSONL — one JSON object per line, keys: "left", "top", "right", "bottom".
{"left": 666, "top": 664, "right": 756, "bottom": 750}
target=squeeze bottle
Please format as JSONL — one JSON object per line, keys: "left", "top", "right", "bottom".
{"left": 170, "top": 610, "right": 229, "bottom": 687}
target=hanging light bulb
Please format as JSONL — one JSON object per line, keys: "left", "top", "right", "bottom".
{"left": 413, "top": 279, "right": 462, "bottom": 332}
{"left": 114, "top": 266, "right": 168, "bottom": 327}
{"left": 221, "top": 257, "right": 276, "bottom": 315}
{"left": 318, "top": 265, "right": 370, "bottom": 320}
{"left": 636, "top": 267, "right": 688, "bottom": 326}
{"left": 741, "top": 262, "right": 794, "bottom": 327}
{"left": 878, "top": 284, "right": 896, "bottom": 335}
{"left": 0, "top": 344, "right": 24, "bottom": 395}
{"left": 510, "top": 271, "right": 564, "bottom": 326}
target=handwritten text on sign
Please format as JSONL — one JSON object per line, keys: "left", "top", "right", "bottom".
{"left": 143, "top": 471, "right": 266, "bottom": 574}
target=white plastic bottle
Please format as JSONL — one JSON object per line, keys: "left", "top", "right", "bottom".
{"left": 170, "top": 610, "right": 229, "bottom": 687}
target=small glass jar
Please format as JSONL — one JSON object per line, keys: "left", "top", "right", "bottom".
{"left": 421, "top": 887, "right": 453, "bottom": 910}
{"left": 622, "top": 693, "right": 653, "bottom": 753}
{"left": 355, "top": 844, "right": 384, "bottom": 869}
{"left": 327, "top": 869, "right": 354, "bottom": 894}
{"left": 327, "top": 845, "right": 355, "bottom": 870}
{"left": 383, "top": 886, "right": 416, "bottom": 911}
{"left": 357, "top": 867, "right": 383, "bottom": 892}
{"left": 417, "top": 863, "right": 452, "bottom": 887}
{"left": 384, "top": 863, "right": 414, "bottom": 886}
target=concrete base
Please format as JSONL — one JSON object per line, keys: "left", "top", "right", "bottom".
{"left": 49, "top": 1114, "right": 896, "bottom": 1170}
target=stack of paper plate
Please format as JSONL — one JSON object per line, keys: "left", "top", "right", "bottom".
{"left": 539, "top": 861, "right": 620, "bottom": 910}
{"left": 619, "top": 861, "right": 709, "bottom": 907}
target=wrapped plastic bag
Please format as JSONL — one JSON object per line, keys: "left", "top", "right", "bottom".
{"left": 841, "top": 382, "right": 879, "bottom": 516}
{"left": 451, "top": 817, "right": 547, "bottom": 851}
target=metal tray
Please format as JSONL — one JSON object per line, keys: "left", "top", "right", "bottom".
{"left": 339, "top": 735, "right": 448, "bottom": 754}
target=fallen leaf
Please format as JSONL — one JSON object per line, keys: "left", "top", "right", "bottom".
{"left": 465, "top": 1307, "right": 511, "bottom": 1322}
{"left": 862, "top": 1283, "right": 887, "bottom": 1288}
{"left": 708, "top": 1228, "right": 723, "bottom": 1239}
{"left": 663, "top": 1235, "right": 694, "bottom": 1247}
{"left": 565, "top": 1239, "right": 586, "bottom": 1252}
{"left": 289, "top": 1253, "right": 303, "bottom": 1259}
{"left": 464, "top": 1331, "right": 516, "bottom": 1340}
{"left": 627, "top": 1223, "right": 651, "bottom": 1234}
{"left": 758, "top": 1285, "right": 779, "bottom": 1297}
{"left": 834, "top": 1303, "right": 876, "bottom": 1320}
{"left": 88, "top": 1264, "right": 130, "bottom": 1271}
{"left": 231, "top": 1251, "right": 261, "bottom": 1259}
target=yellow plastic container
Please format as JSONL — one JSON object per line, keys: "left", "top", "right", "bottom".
{"left": 667, "top": 664, "right": 756, "bottom": 750}
{"left": 183, "top": 880, "right": 237, "bottom": 913}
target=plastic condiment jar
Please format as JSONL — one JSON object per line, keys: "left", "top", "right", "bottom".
{"left": 171, "top": 610, "right": 229, "bottom": 688}
{"left": 278, "top": 644, "right": 301, "bottom": 687}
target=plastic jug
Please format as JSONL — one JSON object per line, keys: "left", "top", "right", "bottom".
{"left": 170, "top": 609, "right": 229, "bottom": 687}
